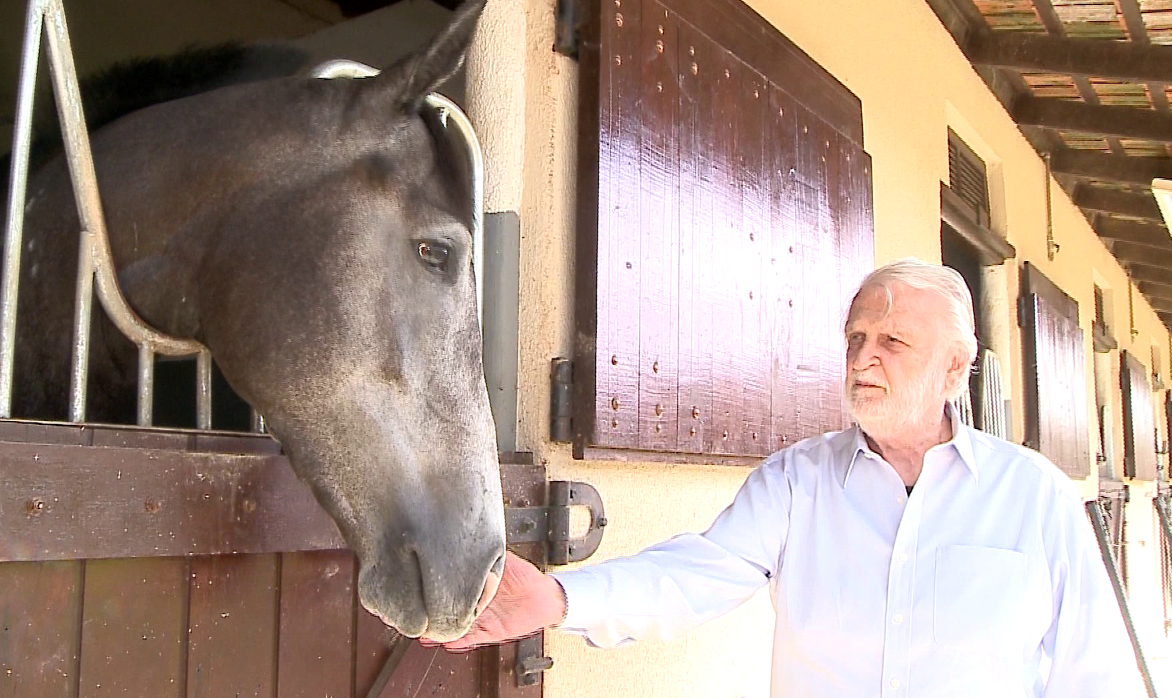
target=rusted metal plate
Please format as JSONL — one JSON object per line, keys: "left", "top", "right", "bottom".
{"left": 277, "top": 551, "right": 356, "bottom": 698}
{"left": 0, "top": 561, "right": 83, "bottom": 698}
{"left": 0, "top": 441, "right": 344, "bottom": 562}
{"left": 187, "top": 554, "right": 279, "bottom": 698}
{"left": 78, "top": 558, "right": 188, "bottom": 698}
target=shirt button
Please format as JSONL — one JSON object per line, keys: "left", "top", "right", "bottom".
{"left": 890, "top": 679, "right": 901, "bottom": 689}
{"left": 897, "top": 552, "right": 908, "bottom": 564}
{"left": 892, "top": 613, "right": 904, "bottom": 625}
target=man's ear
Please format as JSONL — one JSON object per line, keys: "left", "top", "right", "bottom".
{"left": 944, "top": 348, "right": 971, "bottom": 397}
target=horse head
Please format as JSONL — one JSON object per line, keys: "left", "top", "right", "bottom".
{"left": 19, "top": 0, "right": 504, "bottom": 640}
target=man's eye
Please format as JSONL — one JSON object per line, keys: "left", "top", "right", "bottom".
{"left": 416, "top": 241, "right": 451, "bottom": 272}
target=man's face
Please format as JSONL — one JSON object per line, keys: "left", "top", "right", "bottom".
{"left": 844, "top": 282, "right": 958, "bottom": 438}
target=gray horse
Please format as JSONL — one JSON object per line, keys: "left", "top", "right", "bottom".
{"left": 10, "top": 0, "right": 504, "bottom": 641}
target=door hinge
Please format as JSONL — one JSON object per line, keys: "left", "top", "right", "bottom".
{"left": 550, "top": 358, "right": 573, "bottom": 443}
{"left": 506, "top": 480, "right": 606, "bottom": 565}
{"left": 514, "top": 634, "right": 553, "bottom": 687}
{"left": 554, "top": 0, "right": 581, "bottom": 59}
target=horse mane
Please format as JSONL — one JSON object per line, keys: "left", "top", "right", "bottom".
{"left": 3, "top": 42, "right": 311, "bottom": 187}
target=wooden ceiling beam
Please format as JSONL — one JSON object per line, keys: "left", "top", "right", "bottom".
{"left": 1124, "top": 263, "right": 1172, "bottom": 286}
{"left": 1014, "top": 97, "right": 1172, "bottom": 145}
{"left": 1097, "top": 217, "right": 1172, "bottom": 247}
{"left": 1111, "top": 240, "right": 1172, "bottom": 268}
{"left": 1073, "top": 185, "right": 1162, "bottom": 221}
{"left": 1145, "top": 295, "right": 1172, "bottom": 313}
{"left": 1139, "top": 280, "right": 1172, "bottom": 298}
{"left": 1050, "top": 150, "right": 1172, "bottom": 185}
{"left": 966, "top": 31, "right": 1172, "bottom": 83}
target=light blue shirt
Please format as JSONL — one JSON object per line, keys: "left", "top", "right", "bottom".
{"left": 553, "top": 411, "right": 1144, "bottom": 697}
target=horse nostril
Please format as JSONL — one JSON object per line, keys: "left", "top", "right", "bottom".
{"left": 489, "top": 552, "right": 505, "bottom": 577}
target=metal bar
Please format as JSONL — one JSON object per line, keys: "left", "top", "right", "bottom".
{"left": 250, "top": 409, "right": 266, "bottom": 434}
{"left": 196, "top": 349, "right": 212, "bottom": 430}
{"left": 0, "top": 0, "right": 47, "bottom": 418}
{"left": 137, "top": 345, "right": 154, "bottom": 427}
{"left": 1085, "top": 500, "right": 1158, "bottom": 698}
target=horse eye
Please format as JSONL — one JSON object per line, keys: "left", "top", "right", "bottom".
{"left": 416, "top": 241, "right": 451, "bottom": 272}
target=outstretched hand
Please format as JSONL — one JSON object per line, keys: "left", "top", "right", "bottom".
{"left": 430, "top": 550, "right": 567, "bottom": 652}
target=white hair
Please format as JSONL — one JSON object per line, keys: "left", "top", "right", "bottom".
{"left": 846, "top": 257, "right": 978, "bottom": 399}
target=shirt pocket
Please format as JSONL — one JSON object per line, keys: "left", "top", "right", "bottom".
{"left": 933, "top": 545, "right": 1027, "bottom": 654}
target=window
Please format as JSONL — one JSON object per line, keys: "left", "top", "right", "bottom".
{"left": 948, "top": 129, "right": 990, "bottom": 229}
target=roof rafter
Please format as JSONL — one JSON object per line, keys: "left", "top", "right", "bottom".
{"left": 966, "top": 31, "right": 1172, "bottom": 84}
{"left": 1014, "top": 98, "right": 1172, "bottom": 145}
{"left": 1050, "top": 150, "right": 1172, "bottom": 186}
{"left": 1072, "top": 185, "right": 1163, "bottom": 221}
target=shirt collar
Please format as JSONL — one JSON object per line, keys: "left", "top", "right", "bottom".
{"left": 839, "top": 404, "right": 979, "bottom": 488}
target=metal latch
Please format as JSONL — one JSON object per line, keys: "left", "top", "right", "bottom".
{"left": 506, "top": 480, "right": 606, "bottom": 565}
{"left": 514, "top": 634, "right": 553, "bottom": 687}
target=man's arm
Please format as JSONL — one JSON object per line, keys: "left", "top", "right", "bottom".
{"left": 441, "top": 455, "right": 793, "bottom": 651}
{"left": 1041, "top": 489, "right": 1147, "bottom": 697}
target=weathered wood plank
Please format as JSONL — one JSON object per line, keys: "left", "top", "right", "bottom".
{"left": 0, "top": 442, "right": 344, "bottom": 562}
{"left": 78, "top": 558, "right": 187, "bottom": 698}
{"left": 186, "top": 554, "right": 279, "bottom": 698}
{"left": 0, "top": 561, "right": 82, "bottom": 698}
{"left": 1073, "top": 185, "right": 1163, "bottom": 221}
{"left": 1014, "top": 98, "right": 1172, "bottom": 145}
{"left": 277, "top": 551, "right": 355, "bottom": 698}
{"left": 637, "top": 0, "right": 680, "bottom": 453}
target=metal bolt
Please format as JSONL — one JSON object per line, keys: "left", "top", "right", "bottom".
{"left": 689, "top": 45, "right": 695, "bottom": 56}
{"left": 803, "top": 125, "right": 808, "bottom": 134}
{"left": 615, "top": 13, "right": 623, "bottom": 27}
{"left": 611, "top": 397, "right": 620, "bottom": 411}
{"left": 749, "top": 232, "right": 755, "bottom": 242}
{"left": 789, "top": 299, "right": 794, "bottom": 308}
{"left": 788, "top": 245, "right": 794, "bottom": 253}
{"left": 144, "top": 499, "right": 162, "bottom": 514}
{"left": 722, "top": 430, "right": 729, "bottom": 439}
{"left": 753, "top": 89, "right": 759, "bottom": 98}
{"left": 692, "top": 406, "right": 701, "bottom": 419}
{"left": 752, "top": 432, "right": 759, "bottom": 440}
{"left": 652, "top": 361, "right": 659, "bottom": 373}
{"left": 749, "top": 290, "right": 754, "bottom": 300}
{"left": 655, "top": 424, "right": 662, "bottom": 433}
{"left": 26, "top": 498, "right": 45, "bottom": 515}
{"left": 689, "top": 427, "right": 697, "bottom": 436}
{"left": 242, "top": 499, "right": 257, "bottom": 514}
{"left": 658, "top": 24, "right": 664, "bottom": 34}
{"left": 626, "top": 261, "right": 632, "bottom": 269}
{"left": 611, "top": 354, "right": 618, "bottom": 365}
{"left": 724, "top": 68, "right": 730, "bottom": 78}
{"left": 779, "top": 107, "right": 784, "bottom": 116}
{"left": 656, "top": 40, "right": 664, "bottom": 53}
{"left": 655, "top": 404, "right": 664, "bottom": 416}
{"left": 611, "top": 419, "right": 619, "bottom": 428}
{"left": 657, "top": 81, "right": 663, "bottom": 93}
{"left": 691, "top": 63, "right": 698, "bottom": 75}
{"left": 615, "top": 55, "right": 622, "bottom": 66}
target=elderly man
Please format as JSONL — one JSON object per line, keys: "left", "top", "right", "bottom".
{"left": 441, "top": 258, "right": 1143, "bottom": 696}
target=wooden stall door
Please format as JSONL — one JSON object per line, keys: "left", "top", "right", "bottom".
{"left": 0, "top": 424, "right": 546, "bottom": 698}
{"left": 573, "top": 0, "right": 874, "bottom": 464}
{"left": 1020, "top": 262, "right": 1091, "bottom": 478}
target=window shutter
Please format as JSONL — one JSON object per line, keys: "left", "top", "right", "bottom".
{"left": 1121, "top": 350, "right": 1157, "bottom": 480}
{"left": 1020, "top": 263, "right": 1091, "bottom": 478}
{"left": 573, "top": 0, "right": 874, "bottom": 461}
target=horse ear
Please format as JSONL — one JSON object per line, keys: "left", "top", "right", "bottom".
{"left": 383, "top": 0, "right": 486, "bottom": 110}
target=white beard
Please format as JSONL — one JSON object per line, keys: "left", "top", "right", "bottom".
{"left": 845, "top": 356, "right": 949, "bottom": 439}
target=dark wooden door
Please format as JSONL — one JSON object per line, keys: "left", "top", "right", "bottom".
{"left": 573, "top": 0, "right": 874, "bottom": 463}
{"left": 1020, "top": 262, "right": 1091, "bottom": 478}
{"left": 0, "top": 421, "right": 545, "bottom": 698}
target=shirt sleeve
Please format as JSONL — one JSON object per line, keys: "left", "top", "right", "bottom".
{"left": 550, "top": 454, "right": 792, "bottom": 648}
{"left": 1041, "top": 486, "right": 1148, "bottom": 697}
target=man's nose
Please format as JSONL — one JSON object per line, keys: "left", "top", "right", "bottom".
{"left": 849, "top": 339, "right": 879, "bottom": 370}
